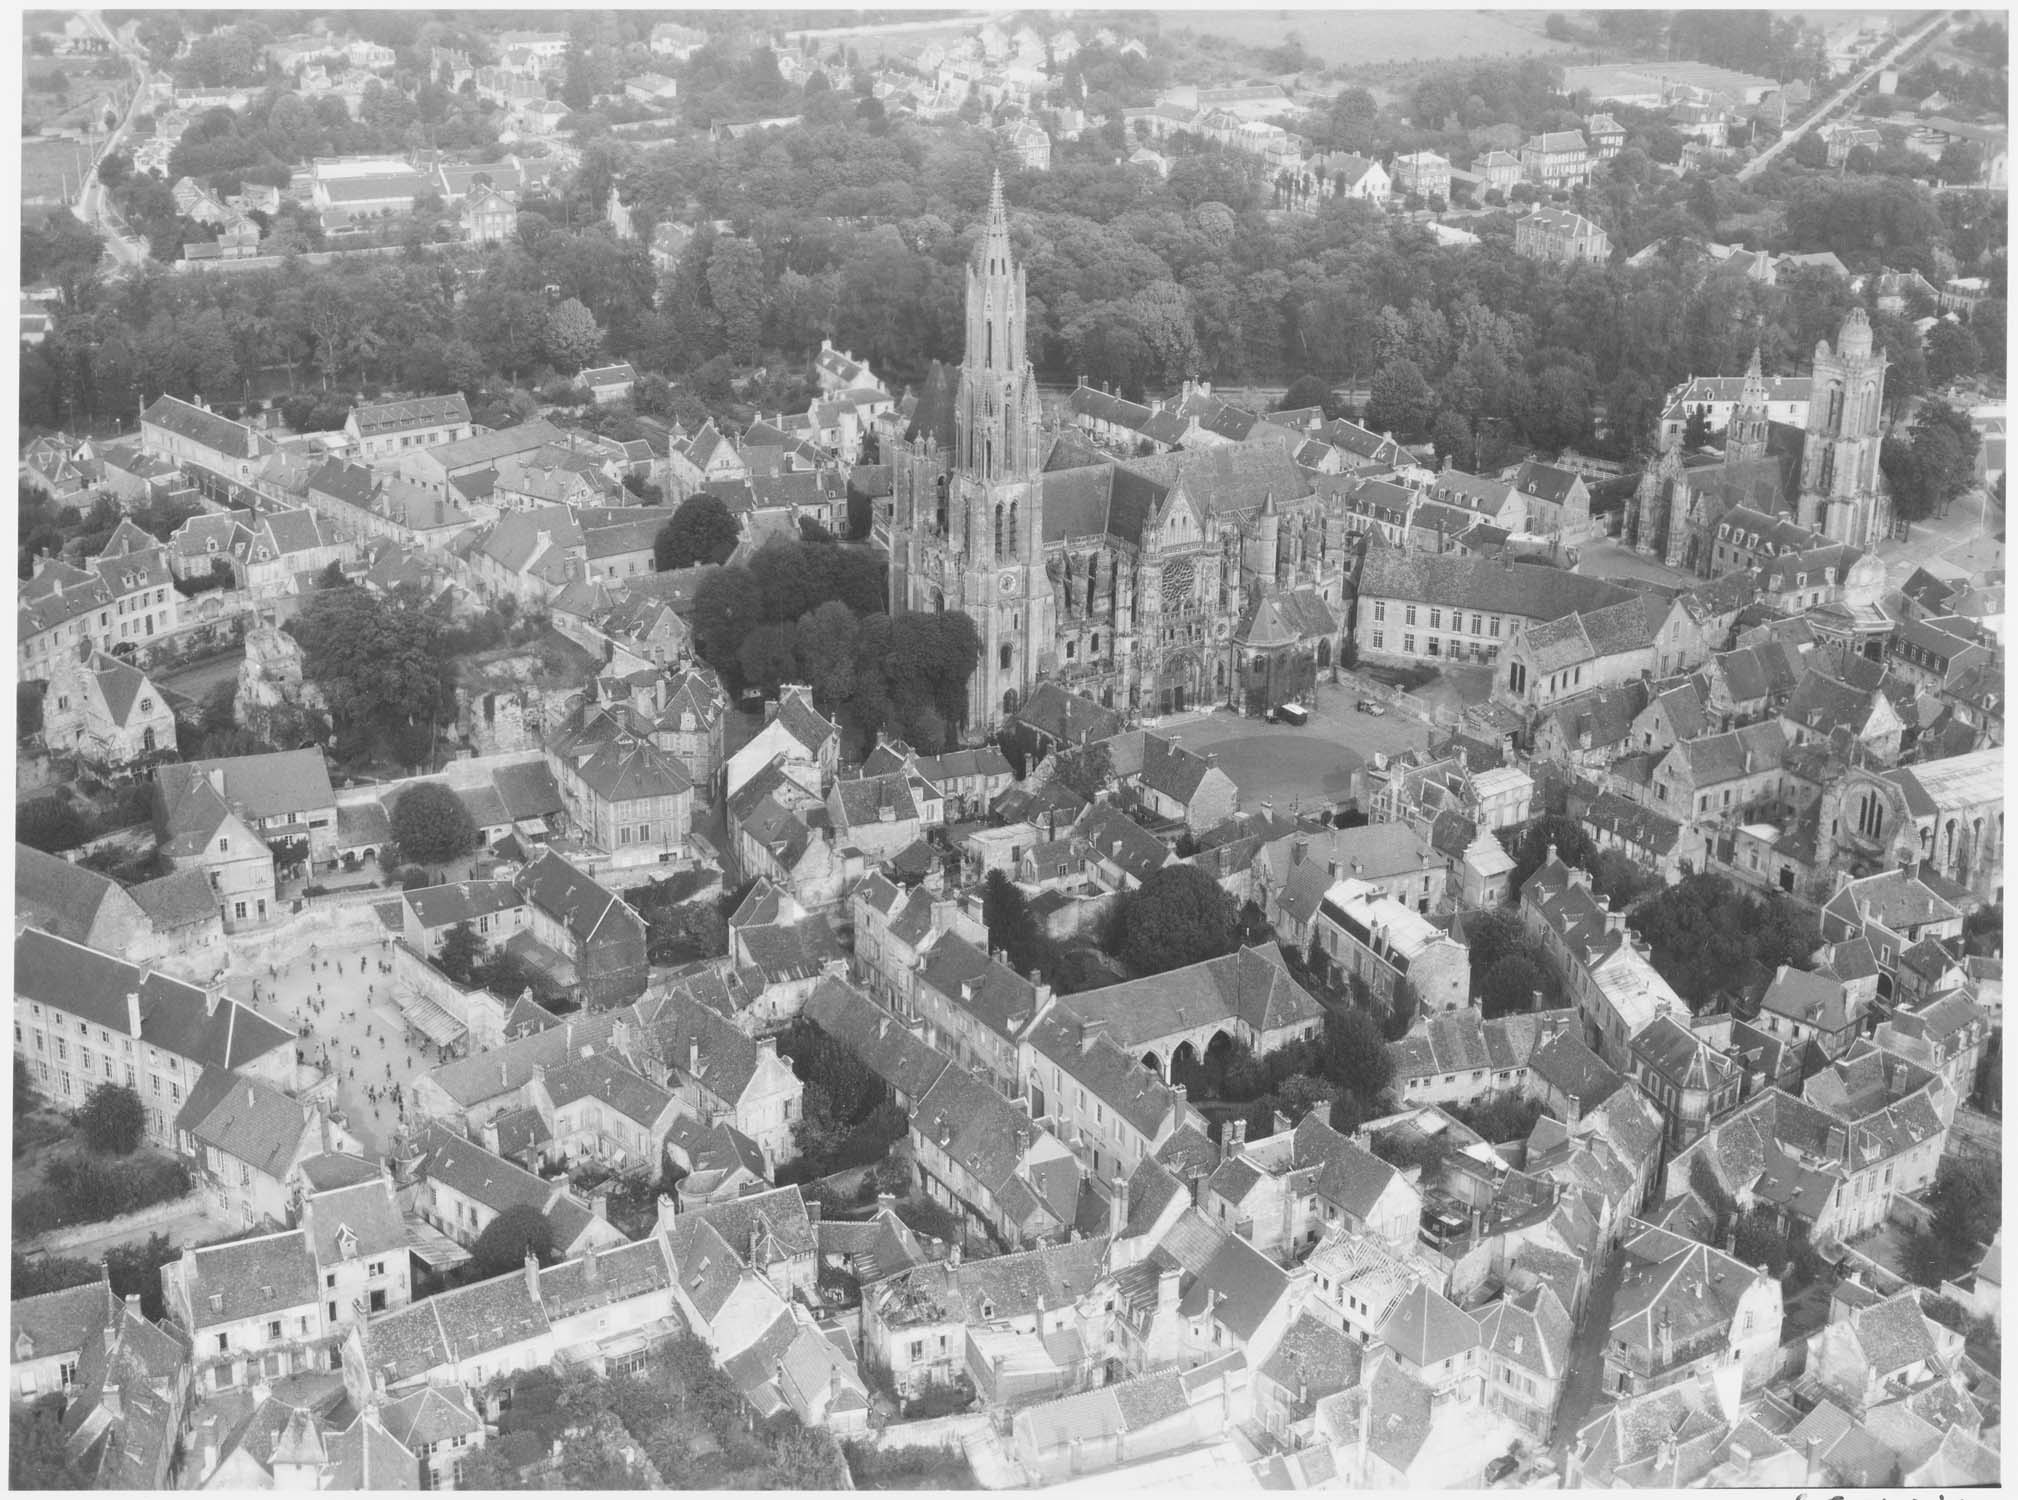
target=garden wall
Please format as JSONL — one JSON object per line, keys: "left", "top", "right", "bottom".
{"left": 23, "top": 1190, "right": 200, "bottom": 1254}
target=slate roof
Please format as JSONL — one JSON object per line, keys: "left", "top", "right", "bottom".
{"left": 514, "top": 850, "right": 640, "bottom": 944}
{"left": 13, "top": 930, "right": 291, "bottom": 1073}
{"left": 1014, "top": 681, "right": 1124, "bottom": 747}
{"left": 416, "top": 1123, "right": 558, "bottom": 1217}
{"left": 1358, "top": 550, "right": 1636, "bottom": 620}
{"left": 178, "top": 749, "right": 336, "bottom": 820}
{"left": 142, "top": 394, "right": 260, "bottom": 459}
{"left": 1137, "top": 733, "right": 1221, "bottom": 805}
{"left": 1180, "top": 1233, "right": 1290, "bottom": 1342}
{"left": 14, "top": 845, "right": 134, "bottom": 945}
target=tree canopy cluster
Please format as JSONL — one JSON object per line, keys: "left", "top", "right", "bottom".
{"left": 1113, "top": 863, "right": 1240, "bottom": 975}
{"left": 692, "top": 538, "right": 978, "bottom": 755}
{"left": 1628, "top": 872, "right": 1820, "bottom": 1010}
{"left": 287, "top": 584, "right": 456, "bottom": 767}
{"left": 1883, "top": 397, "right": 1984, "bottom": 528}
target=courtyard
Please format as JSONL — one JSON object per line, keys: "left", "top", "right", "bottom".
{"left": 222, "top": 928, "right": 444, "bottom": 1158}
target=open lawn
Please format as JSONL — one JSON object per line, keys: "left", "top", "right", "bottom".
{"left": 1168, "top": 9, "right": 1579, "bottom": 67}
{"left": 20, "top": 137, "right": 90, "bottom": 207}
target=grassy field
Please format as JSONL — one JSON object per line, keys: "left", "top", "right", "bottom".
{"left": 1165, "top": 9, "right": 1580, "bottom": 67}
{"left": 20, "top": 136, "right": 90, "bottom": 206}
{"left": 22, "top": 54, "right": 121, "bottom": 134}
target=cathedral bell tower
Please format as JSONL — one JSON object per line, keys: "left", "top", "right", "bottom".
{"left": 952, "top": 172, "right": 1050, "bottom": 728}
{"left": 890, "top": 172, "right": 1051, "bottom": 734}
{"left": 1798, "top": 309, "right": 1890, "bottom": 544}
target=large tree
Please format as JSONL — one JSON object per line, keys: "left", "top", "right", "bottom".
{"left": 289, "top": 587, "right": 452, "bottom": 756}
{"left": 471, "top": 1203, "right": 556, "bottom": 1277}
{"left": 653, "top": 493, "right": 740, "bottom": 570}
{"left": 78, "top": 1083, "right": 146, "bottom": 1156}
{"left": 1115, "top": 864, "right": 1238, "bottom": 975}
{"left": 544, "top": 296, "right": 603, "bottom": 370}
{"left": 391, "top": 783, "right": 479, "bottom": 867}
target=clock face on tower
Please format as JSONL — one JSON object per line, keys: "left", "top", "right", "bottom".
{"left": 999, "top": 572, "right": 1019, "bottom": 594}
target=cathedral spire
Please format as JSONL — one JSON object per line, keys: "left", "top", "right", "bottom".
{"left": 979, "top": 169, "right": 1013, "bottom": 282}
{"left": 1740, "top": 344, "right": 1766, "bottom": 401}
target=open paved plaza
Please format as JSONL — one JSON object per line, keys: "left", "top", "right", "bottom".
{"left": 222, "top": 932, "right": 443, "bottom": 1157}
{"left": 1149, "top": 682, "right": 1434, "bottom": 816}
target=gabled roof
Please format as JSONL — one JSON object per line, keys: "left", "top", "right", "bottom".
{"left": 301, "top": 1177, "right": 406, "bottom": 1267}
{"left": 181, "top": 1230, "right": 319, "bottom": 1328}
{"left": 513, "top": 850, "right": 640, "bottom": 945}
{"left": 14, "top": 930, "right": 291, "bottom": 1073}
{"left": 1377, "top": 1281, "right": 1480, "bottom": 1367}
{"left": 175, "top": 1071, "right": 317, "bottom": 1183}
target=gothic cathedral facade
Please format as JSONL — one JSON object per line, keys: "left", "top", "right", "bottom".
{"left": 888, "top": 176, "right": 1352, "bottom": 735}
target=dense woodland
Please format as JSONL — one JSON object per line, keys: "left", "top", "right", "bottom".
{"left": 24, "top": 13, "right": 2009, "bottom": 477}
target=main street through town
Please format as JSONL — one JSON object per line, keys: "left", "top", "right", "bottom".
{"left": 70, "top": 8, "right": 158, "bottom": 268}
{"left": 1739, "top": 11, "right": 1954, "bottom": 181}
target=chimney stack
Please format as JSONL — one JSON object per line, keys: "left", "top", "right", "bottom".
{"left": 523, "top": 1250, "right": 542, "bottom": 1302}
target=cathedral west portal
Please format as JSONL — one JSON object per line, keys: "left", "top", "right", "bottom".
{"left": 887, "top": 175, "right": 1351, "bottom": 734}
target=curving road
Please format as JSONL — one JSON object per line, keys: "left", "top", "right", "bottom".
{"left": 1738, "top": 11, "right": 1952, "bottom": 182}
{"left": 70, "top": 8, "right": 156, "bottom": 267}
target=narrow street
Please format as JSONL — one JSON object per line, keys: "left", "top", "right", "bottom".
{"left": 1549, "top": 1253, "right": 1625, "bottom": 1465}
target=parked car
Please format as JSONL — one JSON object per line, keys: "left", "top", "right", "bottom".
{"left": 1270, "top": 702, "right": 1310, "bottom": 726}
{"left": 1355, "top": 698, "right": 1386, "bottom": 716}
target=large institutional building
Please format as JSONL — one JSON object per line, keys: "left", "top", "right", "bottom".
{"left": 1625, "top": 310, "right": 1893, "bottom": 572}
{"left": 886, "top": 176, "right": 1350, "bottom": 730}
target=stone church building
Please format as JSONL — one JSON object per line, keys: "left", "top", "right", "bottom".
{"left": 887, "top": 175, "right": 1348, "bottom": 731}
{"left": 1626, "top": 310, "right": 1894, "bottom": 575}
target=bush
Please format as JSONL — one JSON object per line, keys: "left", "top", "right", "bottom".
{"left": 17, "top": 796, "right": 88, "bottom": 853}
{"left": 13, "top": 1152, "right": 190, "bottom": 1238}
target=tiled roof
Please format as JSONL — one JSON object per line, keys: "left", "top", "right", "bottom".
{"left": 1061, "top": 943, "right": 1322, "bottom": 1050}
{"left": 182, "top": 1230, "right": 319, "bottom": 1329}
{"left": 175, "top": 1071, "right": 315, "bottom": 1181}
{"left": 301, "top": 1177, "right": 406, "bottom": 1267}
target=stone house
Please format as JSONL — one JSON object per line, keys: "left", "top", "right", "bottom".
{"left": 513, "top": 850, "right": 650, "bottom": 1010}
{"left": 41, "top": 650, "right": 177, "bottom": 767}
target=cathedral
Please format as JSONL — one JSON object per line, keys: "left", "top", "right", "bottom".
{"left": 887, "top": 176, "right": 1350, "bottom": 732}
{"left": 1626, "top": 309, "right": 1893, "bottom": 575}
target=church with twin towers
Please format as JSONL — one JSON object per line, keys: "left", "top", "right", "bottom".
{"left": 886, "top": 173, "right": 1353, "bottom": 734}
